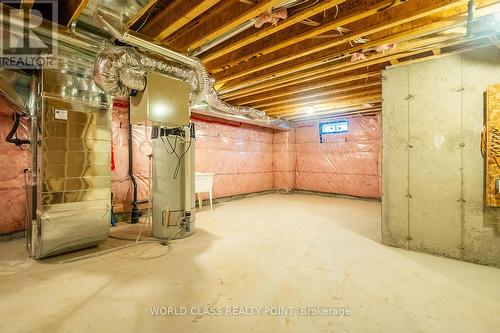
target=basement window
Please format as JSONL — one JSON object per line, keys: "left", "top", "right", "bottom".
{"left": 319, "top": 120, "right": 349, "bottom": 143}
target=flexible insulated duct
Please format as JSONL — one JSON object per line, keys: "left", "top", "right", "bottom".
{"left": 93, "top": 13, "right": 265, "bottom": 119}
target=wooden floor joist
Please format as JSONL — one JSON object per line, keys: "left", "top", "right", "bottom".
{"left": 270, "top": 40, "right": 490, "bottom": 116}
{"left": 200, "top": 0, "right": 348, "bottom": 63}
{"left": 263, "top": 89, "right": 382, "bottom": 113}
{"left": 120, "top": 0, "right": 500, "bottom": 119}
{"left": 139, "top": 0, "right": 220, "bottom": 41}
{"left": 284, "top": 105, "right": 382, "bottom": 120}
{"left": 225, "top": 70, "right": 383, "bottom": 103}
{"left": 166, "top": 0, "right": 282, "bottom": 52}
{"left": 252, "top": 82, "right": 382, "bottom": 109}
{"left": 217, "top": 0, "right": 500, "bottom": 90}
{"left": 205, "top": 0, "right": 406, "bottom": 73}
{"left": 126, "top": 0, "right": 159, "bottom": 29}
{"left": 219, "top": 31, "right": 489, "bottom": 98}
{"left": 268, "top": 94, "right": 383, "bottom": 116}
{"left": 212, "top": 0, "right": 471, "bottom": 84}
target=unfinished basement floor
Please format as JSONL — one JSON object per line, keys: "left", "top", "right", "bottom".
{"left": 1, "top": 193, "right": 500, "bottom": 333}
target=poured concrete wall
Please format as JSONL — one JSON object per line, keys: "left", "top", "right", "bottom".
{"left": 382, "top": 47, "right": 500, "bottom": 267}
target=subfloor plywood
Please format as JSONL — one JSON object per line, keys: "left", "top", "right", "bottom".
{"left": 1, "top": 194, "right": 500, "bottom": 333}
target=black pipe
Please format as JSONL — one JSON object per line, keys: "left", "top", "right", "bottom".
{"left": 128, "top": 105, "right": 140, "bottom": 224}
{"left": 6, "top": 113, "right": 30, "bottom": 147}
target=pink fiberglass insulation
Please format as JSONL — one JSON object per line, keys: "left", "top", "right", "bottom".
{"left": 111, "top": 100, "right": 132, "bottom": 206}
{"left": 111, "top": 109, "right": 277, "bottom": 207}
{"left": 97, "top": 107, "right": 383, "bottom": 209}
{"left": 193, "top": 116, "right": 275, "bottom": 198}
{"left": 273, "top": 128, "right": 296, "bottom": 191}
{"left": 294, "top": 114, "right": 381, "bottom": 198}
{"left": 0, "top": 111, "right": 30, "bottom": 234}
{"left": 132, "top": 122, "right": 153, "bottom": 202}
{"left": 111, "top": 100, "right": 153, "bottom": 207}
{"left": 1, "top": 97, "right": 381, "bottom": 234}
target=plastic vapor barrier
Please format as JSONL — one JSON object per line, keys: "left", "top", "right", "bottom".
{"left": 0, "top": 93, "right": 381, "bottom": 234}
{"left": 273, "top": 129, "right": 296, "bottom": 191}
{"left": 294, "top": 115, "right": 381, "bottom": 198}
{"left": 111, "top": 100, "right": 153, "bottom": 207}
{"left": 0, "top": 113, "right": 30, "bottom": 234}
{"left": 194, "top": 116, "right": 275, "bottom": 198}
{"left": 110, "top": 110, "right": 277, "bottom": 208}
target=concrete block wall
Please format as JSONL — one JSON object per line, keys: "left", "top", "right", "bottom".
{"left": 382, "top": 47, "right": 500, "bottom": 267}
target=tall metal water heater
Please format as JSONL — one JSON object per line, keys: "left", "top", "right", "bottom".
{"left": 130, "top": 72, "right": 196, "bottom": 239}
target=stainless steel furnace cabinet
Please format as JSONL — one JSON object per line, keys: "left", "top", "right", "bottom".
{"left": 27, "top": 57, "right": 112, "bottom": 259}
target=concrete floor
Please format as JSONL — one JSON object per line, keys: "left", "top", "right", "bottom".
{"left": 1, "top": 193, "right": 500, "bottom": 333}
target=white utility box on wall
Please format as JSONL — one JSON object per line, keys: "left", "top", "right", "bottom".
{"left": 130, "top": 72, "right": 190, "bottom": 126}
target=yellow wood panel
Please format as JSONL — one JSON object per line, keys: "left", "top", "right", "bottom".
{"left": 486, "top": 83, "right": 500, "bottom": 207}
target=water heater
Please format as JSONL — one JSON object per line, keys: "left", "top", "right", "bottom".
{"left": 130, "top": 71, "right": 196, "bottom": 239}
{"left": 152, "top": 126, "right": 196, "bottom": 239}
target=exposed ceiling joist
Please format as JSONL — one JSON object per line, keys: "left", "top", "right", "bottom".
{"left": 222, "top": 66, "right": 384, "bottom": 100}
{"left": 126, "top": 0, "right": 159, "bottom": 29}
{"left": 268, "top": 95, "right": 382, "bottom": 116}
{"left": 226, "top": 70, "right": 382, "bottom": 102}
{"left": 271, "top": 40, "right": 491, "bottom": 117}
{"left": 58, "top": 0, "right": 89, "bottom": 26}
{"left": 207, "top": 0, "right": 408, "bottom": 74}
{"left": 214, "top": 0, "right": 481, "bottom": 86}
{"left": 166, "top": 0, "right": 283, "bottom": 52}
{"left": 218, "top": 21, "right": 493, "bottom": 96}
{"left": 139, "top": 0, "right": 220, "bottom": 41}
{"left": 81, "top": 0, "right": 500, "bottom": 119}
{"left": 284, "top": 105, "right": 382, "bottom": 121}
{"left": 252, "top": 82, "right": 382, "bottom": 108}
{"left": 263, "top": 89, "right": 382, "bottom": 113}
{"left": 200, "top": 0, "right": 348, "bottom": 62}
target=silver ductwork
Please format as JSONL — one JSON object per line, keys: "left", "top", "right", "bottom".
{"left": 0, "top": 69, "right": 33, "bottom": 115}
{"left": 93, "top": 12, "right": 266, "bottom": 119}
{"left": 192, "top": 108, "right": 293, "bottom": 130}
{"left": 93, "top": 46, "right": 198, "bottom": 96}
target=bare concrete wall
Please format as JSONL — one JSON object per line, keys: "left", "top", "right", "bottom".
{"left": 382, "top": 47, "right": 500, "bottom": 267}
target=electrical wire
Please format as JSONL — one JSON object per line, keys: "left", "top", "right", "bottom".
{"left": 161, "top": 126, "right": 193, "bottom": 179}
{"left": 56, "top": 240, "right": 168, "bottom": 264}
{"left": 136, "top": 1, "right": 159, "bottom": 32}
{"left": 174, "top": 138, "right": 192, "bottom": 179}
